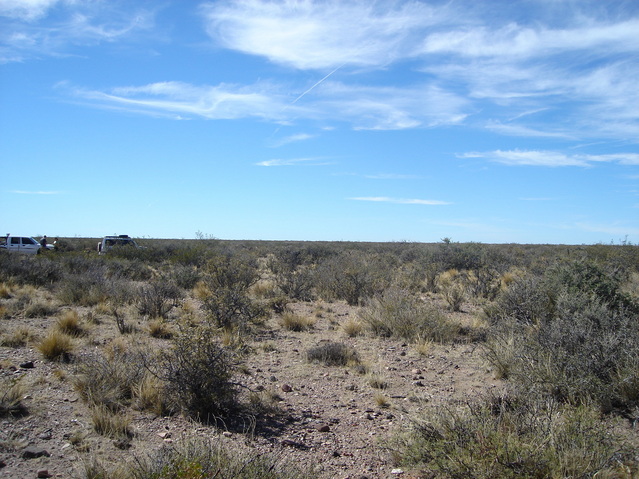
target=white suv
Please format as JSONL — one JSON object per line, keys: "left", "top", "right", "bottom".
{"left": 97, "top": 235, "right": 140, "bottom": 254}
{"left": 0, "top": 235, "right": 47, "bottom": 255}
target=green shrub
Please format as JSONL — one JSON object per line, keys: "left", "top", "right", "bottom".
{"left": 484, "top": 260, "right": 639, "bottom": 411}
{"left": 394, "top": 393, "right": 627, "bottom": 479}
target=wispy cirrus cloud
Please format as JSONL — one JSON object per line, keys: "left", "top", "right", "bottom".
{"left": 255, "top": 157, "right": 331, "bottom": 167}
{"left": 63, "top": 79, "right": 468, "bottom": 130}
{"left": 0, "top": 0, "right": 156, "bottom": 63}
{"left": 461, "top": 150, "right": 639, "bottom": 167}
{"left": 199, "top": 1, "right": 639, "bottom": 141}
{"left": 11, "top": 190, "right": 61, "bottom": 195}
{"left": 349, "top": 196, "right": 450, "bottom": 205}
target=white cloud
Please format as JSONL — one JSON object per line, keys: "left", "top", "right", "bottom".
{"left": 199, "top": 0, "right": 440, "bottom": 70}
{"left": 0, "top": 0, "right": 62, "bottom": 21}
{"left": 0, "top": 1, "right": 155, "bottom": 62}
{"left": 255, "top": 157, "right": 329, "bottom": 167}
{"left": 11, "top": 190, "right": 61, "bottom": 195}
{"left": 461, "top": 150, "right": 639, "bottom": 167}
{"left": 349, "top": 196, "right": 450, "bottom": 205}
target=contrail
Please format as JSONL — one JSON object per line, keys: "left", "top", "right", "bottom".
{"left": 270, "top": 62, "right": 345, "bottom": 137}
{"left": 290, "top": 62, "right": 345, "bottom": 105}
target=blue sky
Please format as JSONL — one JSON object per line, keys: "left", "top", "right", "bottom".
{"left": 1, "top": 0, "right": 638, "bottom": 244}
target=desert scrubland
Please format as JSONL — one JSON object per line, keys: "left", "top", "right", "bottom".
{"left": 1, "top": 238, "right": 638, "bottom": 478}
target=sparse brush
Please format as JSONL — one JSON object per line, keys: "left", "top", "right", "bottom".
{"left": 74, "top": 348, "right": 147, "bottom": 411}
{"left": 413, "top": 337, "right": 434, "bottom": 356}
{"left": 361, "top": 288, "right": 460, "bottom": 343}
{"left": 129, "top": 436, "right": 308, "bottom": 479}
{"left": 393, "top": 393, "right": 627, "bottom": 478}
{"left": 306, "top": 341, "right": 359, "bottom": 367}
{"left": 90, "top": 404, "right": 132, "bottom": 439}
{"left": 56, "top": 309, "right": 85, "bottom": 336}
{"left": 341, "top": 317, "right": 364, "bottom": 337}
{"left": 192, "top": 281, "right": 212, "bottom": 301}
{"left": 38, "top": 330, "right": 74, "bottom": 361}
{"left": 24, "top": 299, "right": 58, "bottom": 318}
{"left": 279, "top": 312, "right": 314, "bottom": 331}
{"left": 1, "top": 326, "right": 38, "bottom": 347}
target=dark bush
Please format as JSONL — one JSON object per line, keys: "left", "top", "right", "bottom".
{"left": 136, "top": 279, "right": 183, "bottom": 319}
{"left": 152, "top": 327, "right": 239, "bottom": 421}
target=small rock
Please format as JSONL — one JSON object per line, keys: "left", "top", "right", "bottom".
{"left": 391, "top": 468, "right": 404, "bottom": 475}
{"left": 414, "top": 381, "right": 425, "bottom": 387}
{"left": 0, "top": 459, "right": 6, "bottom": 468}
{"left": 38, "top": 430, "right": 53, "bottom": 440}
{"left": 37, "top": 470, "right": 52, "bottom": 478}
{"left": 20, "top": 361, "right": 35, "bottom": 369}
{"left": 281, "top": 384, "right": 293, "bottom": 392}
{"left": 22, "top": 447, "right": 50, "bottom": 459}
{"left": 317, "top": 424, "right": 330, "bottom": 432}
{"left": 157, "top": 432, "right": 171, "bottom": 439}
{"left": 222, "top": 431, "right": 232, "bottom": 437}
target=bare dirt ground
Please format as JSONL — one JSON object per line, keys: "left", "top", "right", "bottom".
{"left": 1, "top": 297, "right": 501, "bottom": 479}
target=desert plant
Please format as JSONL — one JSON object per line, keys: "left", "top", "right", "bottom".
{"left": 73, "top": 348, "right": 147, "bottom": 411}
{"left": 90, "top": 404, "right": 132, "bottom": 439}
{"left": 360, "top": 288, "right": 459, "bottom": 343}
{"left": 24, "top": 299, "right": 59, "bottom": 318}
{"left": 136, "top": 279, "right": 183, "bottom": 319}
{"left": 0, "top": 326, "right": 38, "bottom": 347}
{"left": 149, "top": 327, "right": 240, "bottom": 421}
{"left": 0, "top": 377, "right": 28, "bottom": 417}
{"left": 393, "top": 393, "right": 626, "bottom": 479}
{"left": 306, "top": 341, "right": 359, "bottom": 367}
{"left": 341, "top": 317, "right": 364, "bottom": 337}
{"left": 148, "top": 319, "right": 173, "bottom": 339}
{"left": 56, "top": 309, "right": 85, "bottom": 336}
{"left": 38, "top": 330, "right": 74, "bottom": 361}
{"left": 279, "top": 311, "right": 314, "bottom": 331}
{"left": 128, "top": 436, "right": 307, "bottom": 479}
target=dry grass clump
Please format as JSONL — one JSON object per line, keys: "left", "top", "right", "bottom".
{"left": 73, "top": 347, "right": 146, "bottom": 412}
{"left": 360, "top": 288, "right": 460, "bottom": 343}
{"left": 341, "top": 317, "right": 364, "bottom": 337}
{"left": 148, "top": 319, "right": 173, "bottom": 339}
{"left": 306, "top": 341, "right": 359, "bottom": 367}
{"left": 90, "top": 404, "right": 132, "bottom": 439}
{"left": 127, "top": 436, "right": 308, "bottom": 479}
{"left": 0, "top": 377, "right": 28, "bottom": 417}
{"left": 38, "top": 330, "right": 74, "bottom": 361}
{"left": 279, "top": 311, "right": 315, "bottom": 331}
{"left": 24, "top": 299, "right": 59, "bottom": 318}
{"left": 55, "top": 309, "right": 85, "bottom": 336}
{"left": 366, "top": 373, "right": 389, "bottom": 390}
{"left": 0, "top": 326, "right": 39, "bottom": 347}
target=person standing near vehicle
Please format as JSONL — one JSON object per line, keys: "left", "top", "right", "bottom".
{"left": 40, "top": 235, "right": 47, "bottom": 249}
